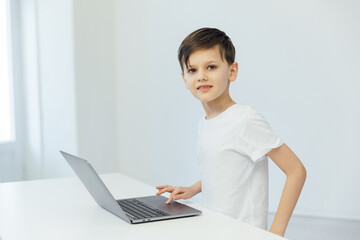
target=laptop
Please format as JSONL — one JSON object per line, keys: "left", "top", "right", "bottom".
{"left": 60, "top": 151, "right": 201, "bottom": 224}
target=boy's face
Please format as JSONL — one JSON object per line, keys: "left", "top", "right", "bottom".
{"left": 181, "top": 45, "right": 238, "bottom": 105}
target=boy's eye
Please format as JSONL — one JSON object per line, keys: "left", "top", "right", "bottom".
{"left": 188, "top": 68, "right": 197, "bottom": 73}
{"left": 208, "top": 65, "right": 216, "bottom": 70}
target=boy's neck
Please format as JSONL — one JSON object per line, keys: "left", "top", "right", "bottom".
{"left": 202, "top": 97, "right": 236, "bottom": 120}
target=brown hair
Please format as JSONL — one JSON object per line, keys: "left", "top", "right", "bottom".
{"left": 178, "top": 28, "right": 236, "bottom": 72}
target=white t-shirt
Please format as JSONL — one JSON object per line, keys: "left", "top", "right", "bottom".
{"left": 197, "top": 103, "right": 284, "bottom": 230}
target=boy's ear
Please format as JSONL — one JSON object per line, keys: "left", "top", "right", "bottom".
{"left": 181, "top": 72, "right": 189, "bottom": 89}
{"left": 229, "top": 62, "right": 239, "bottom": 82}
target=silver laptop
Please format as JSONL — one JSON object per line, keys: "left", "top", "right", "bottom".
{"left": 60, "top": 151, "right": 201, "bottom": 224}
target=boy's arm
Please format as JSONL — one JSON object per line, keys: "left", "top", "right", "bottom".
{"left": 191, "top": 180, "right": 202, "bottom": 194}
{"left": 266, "top": 143, "right": 307, "bottom": 237}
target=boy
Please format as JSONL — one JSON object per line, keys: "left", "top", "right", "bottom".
{"left": 156, "top": 28, "right": 306, "bottom": 237}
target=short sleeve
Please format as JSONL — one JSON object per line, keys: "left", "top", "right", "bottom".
{"left": 238, "top": 110, "right": 284, "bottom": 163}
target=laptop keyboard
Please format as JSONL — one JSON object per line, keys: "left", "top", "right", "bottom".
{"left": 117, "top": 199, "right": 170, "bottom": 220}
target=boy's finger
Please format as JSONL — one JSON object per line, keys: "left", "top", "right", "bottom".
{"left": 156, "top": 189, "right": 167, "bottom": 195}
{"left": 173, "top": 193, "right": 185, "bottom": 200}
{"left": 156, "top": 185, "right": 172, "bottom": 189}
{"left": 166, "top": 188, "right": 182, "bottom": 203}
{"left": 156, "top": 187, "right": 173, "bottom": 195}
{"left": 166, "top": 195, "right": 173, "bottom": 204}
{"left": 166, "top": 189, "right": 179, "bottom": 204}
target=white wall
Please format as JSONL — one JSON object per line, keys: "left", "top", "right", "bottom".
{"left": 21, "top": 0, "right": 78, "bottom": 179}
{"left": 19, "top": 0, "right": 117, "bottom": 180}
{"left": 115, "top": 0, "right": 360, "bottom": 220}
{"left": 73, "top": 0, "right": 118, "bottom": 173}
{"left": 37, "top": 0, "right": 79, "bottom": 178}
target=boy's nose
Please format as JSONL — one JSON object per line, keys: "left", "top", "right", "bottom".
{"left": 197, "top": 69, "right": 207, "bottom": 81}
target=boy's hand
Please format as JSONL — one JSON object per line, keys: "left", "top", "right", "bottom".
{"left": 156, "top": 185, "right": 196, "bottom": 204}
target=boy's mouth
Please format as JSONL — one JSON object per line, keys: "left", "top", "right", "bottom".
{"left": 197, "top": 85, "right": 213, "bottom": 91}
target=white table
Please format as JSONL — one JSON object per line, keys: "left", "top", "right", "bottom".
{"left": 0, "top": 173, "right": 286, "bottom": 240}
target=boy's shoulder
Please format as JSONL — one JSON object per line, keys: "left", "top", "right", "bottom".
{"left": 228, "top": 104, "right": 269, "bottom": 128}
{"left": 234, "top": 103, "right": 271, "bottom": 123}
{"left": 232, "top": 103, "right": 258, "bottom": 116}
